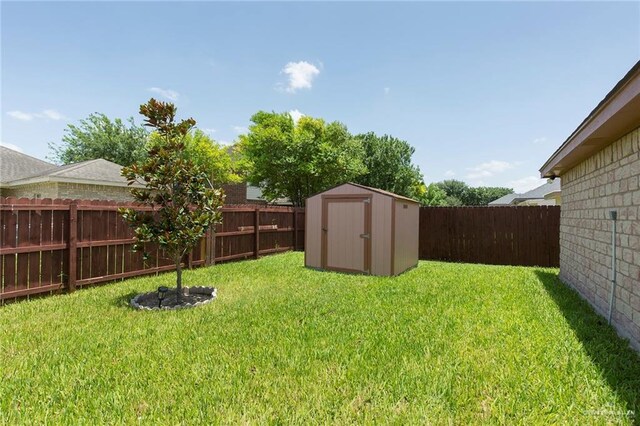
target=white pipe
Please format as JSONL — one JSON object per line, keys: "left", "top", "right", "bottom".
{"left": 608, "top": 210, "right": 617, "bottom": 325}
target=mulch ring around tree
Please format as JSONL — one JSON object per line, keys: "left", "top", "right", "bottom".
{"left": 130, "top": 287, "right": 217, "bottom": 311}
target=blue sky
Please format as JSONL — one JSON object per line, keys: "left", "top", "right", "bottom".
{"left": 2, "top": 1, "right": 639, "bottom": 193}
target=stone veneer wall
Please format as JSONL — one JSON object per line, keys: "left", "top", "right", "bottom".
{"left": 560, "top": 126, "right": 640, "bottom": 350}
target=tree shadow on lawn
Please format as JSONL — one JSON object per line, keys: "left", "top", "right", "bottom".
{"left": 111, "top": 291, "right": 140, "bottom": 309}
{"left": 534, "top": 270, "right": 640, "bottom": 423}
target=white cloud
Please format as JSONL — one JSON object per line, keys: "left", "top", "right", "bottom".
{"left": 444, "top": 170, "right": 455, "bottom": 177}
{"left": 289, "top": 109, "right": 304, "bottom": 123}
{"left": 218, "top": 140, "right": 233, "bottom": 146}
{"left": 41, "top": 109, "right": 66, "bottom": 120}
{"left": 232, "top": 126, "right": 248, "bottom": 134}
{"left": 202, "top": 128, "right": 217, "bottom": 134}
{"left": 148, "top": 87, "right": 179, "bottom": 101}
{"left": 507, "top": 176, "right": 545, "bottom": 193}
{"left": 7, "top": 109, "right": 66, "bottom": 121}
{"left": 532, "top": 137, "right": 548, "bottom": 144}
{"left": 0, "top": 141, "right": 24, "bottom": 152}
{"left": 466, "top": 160, "right": 515, "bottom": 179}
{"left": 384, "top": 87, "right": 390, "bottom": 95}
{"left": 7, "top": 111, "right": 34, "bottom": 121}
{"left": 281, "top": 61, "right": 320, "bottom": 93}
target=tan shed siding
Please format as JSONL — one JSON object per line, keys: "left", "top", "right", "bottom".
{"left": 305, "top": 183, "right": 394, "bottom": 276}
{"left": 370, "top": 193, "right": 392, "bottom": 276}
{"left": 393, "top": 200, "right": 419, "bottom": 274}
{"left": 560, "top": 126, "right": 640, "bottom": 350}
{"left": 305, "top": 195, "right": 322, "bottom": 268}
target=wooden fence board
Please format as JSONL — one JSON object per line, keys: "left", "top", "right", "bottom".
{"left": 419, "top": 206, "right": 560, "bottom": 267}
{"left": 1, "top": 198, "right": 305, "bottom": 303}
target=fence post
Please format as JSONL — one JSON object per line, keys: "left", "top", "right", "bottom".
{"left": 67, "top": 203, "right": 77, "bottom": 293}
{"left": 254, "top": 208, "right": 260, "bottom": 259}
{"left": 293, "top": 209, "right": 298, "bottom": 251}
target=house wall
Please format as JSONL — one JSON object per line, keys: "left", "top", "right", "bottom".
{"left": 305, "top": 184, "right": 393, "bottom": 276}
{"left": 560, "top": 126, "right": 640, "bottom": 350}
{"left": 1, "top": 182, "right": 60, "bottom": 199}
{"left": 222, "top": 183, "right": 248, "bottom": 205}
{"left": 393, "top": 200, "right": 419, "bottom": 275}
{"left": 2, "top": 182, "right": 137, "bottom": 202}
{"left": 56, "top": 183, "right": 135, "bottom": 202}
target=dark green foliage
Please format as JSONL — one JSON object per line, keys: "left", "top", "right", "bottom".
{"left": 436, "top": 179, "right": 513, "bottom": 206}
{"left": 240, "top": 111, "right": 365, "bottom": 206}
{"left": 353, "top": 132, "right": 423, "bottom": 199}
{"left": 414, "top": 183, "right": 448, "bottom": 206}
{"left": 119, "top": 99, "right": 224, "bottom": 301}
{"left": 48, "top": 113, "right": 148, "bottom": 166}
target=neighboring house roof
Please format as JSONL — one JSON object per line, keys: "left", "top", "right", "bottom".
{"left": 1, "top": 147, "right": 142, "bottom": 188}
{"left": 0, "top": 146, "right": 57, "bottom": 184}
{"left": 489, "top": 179, "right": 561, "bottom": 205}
{"left": 488, "top": 193, "right": 519, "bottom": 206}
{"left": 540, "top": 60, "right": 640, "bottom": 178}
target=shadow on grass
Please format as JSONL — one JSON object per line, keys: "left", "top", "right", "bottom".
{"left": 112, "top": 291, "right": 139, "bottom": 309}
{"left": 534, "top": 270, "right": 640, "bottom": 423}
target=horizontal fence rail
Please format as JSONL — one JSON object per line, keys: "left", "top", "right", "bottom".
{"left": 419, "top": 206, "right": 560, "bottom": 267}
{"left": 2, "top": 197, "right": 558, "bottom": 303}
{"left": 0, "top": 197, "right": 304, "bottom": 303}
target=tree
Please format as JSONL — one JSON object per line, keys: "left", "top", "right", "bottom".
{"left": 435, "top": 180, "right": 468, "bottom": 205}
{"left": 48, "top": 113, "right": 148, "bottom": 166}
{"left": 240, "top": 111, "right": 366, "bottom": 206}
{"left": 353, "top": 132, "right": 423, "bottom": 198}
{"left": 435, "top": 179, "right": 513, "bottom": 206}
{"left": 414, "top": 183, "right": 448, "bottom": 206}
{"left": 148, "top": 129, "right": 240, "bottom": 186}
{"left": 120, "top": 99, "right": 224, "bottom": 304}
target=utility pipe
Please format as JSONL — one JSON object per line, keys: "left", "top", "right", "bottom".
{"left": 607, "top": 210, "right": 617, "bottom": 325}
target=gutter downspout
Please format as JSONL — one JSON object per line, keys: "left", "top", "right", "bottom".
{"left": 608, "top": 210, "right": 617, "bottom": 325}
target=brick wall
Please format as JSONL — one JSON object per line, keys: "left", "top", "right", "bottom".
{"left": 1, "top": 182, "right": 59, "bottom": 199}
{"left": 222, "top": 183, "right": 247, "bottom": 204}
{"left": 222, "top": 183, "right": 268, "bottom": 205}
{"left": 1, "top": 182, "right": 136, "bottom": 202}
{"left": 56, "top": 183, "right": 134, "bottom": 202}
{"left": 560, "top": 126, "right": 640, "bottom": 350}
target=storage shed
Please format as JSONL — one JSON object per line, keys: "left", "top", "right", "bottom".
{"left": 305, "top": 183, "right": 419, "bottom": 276}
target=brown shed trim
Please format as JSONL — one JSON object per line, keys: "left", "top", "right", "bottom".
{"left": 390, "top": 200, "right": 396, "bottom": 276}
{"left": 320, "top": 194, "right": 372, "bottom": 274}
{"left": 308, "top": 182, "right": 419, "bottom": 204}
{"left": 540, "top": 60, "right": 640, "bottom": 178}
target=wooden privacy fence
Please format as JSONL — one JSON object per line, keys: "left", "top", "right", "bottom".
{"left": 0, "top": 197, "right": 304, "bottom": 303}
{"left": 419, "top": 206, "right": 560, "bottom": 267}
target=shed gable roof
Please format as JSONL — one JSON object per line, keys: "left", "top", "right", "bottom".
{"left": 310, "top": 182, "right": 419, "bottom": 204}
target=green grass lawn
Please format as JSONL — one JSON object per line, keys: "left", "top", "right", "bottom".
{"left": 1, "top": 252, "right": 639, "bottom": 424}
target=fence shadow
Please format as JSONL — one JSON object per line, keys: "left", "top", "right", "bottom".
{"left": 534, "top": 270, "right": 640, "bottom": 421}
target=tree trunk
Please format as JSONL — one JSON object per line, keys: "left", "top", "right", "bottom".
{"left": 175, "top": 257, "right": 183, "bottom": 304}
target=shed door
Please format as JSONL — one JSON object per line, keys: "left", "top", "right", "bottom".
{"left": 322, "top": 196, "right": 371, "bottom": 274}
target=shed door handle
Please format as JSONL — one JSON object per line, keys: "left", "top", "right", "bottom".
{"left": 322, "top": 228, "right": 328, "bottom": 232}
{"left": 360, "top": 233, "right": 370, "bottom": 239}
